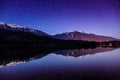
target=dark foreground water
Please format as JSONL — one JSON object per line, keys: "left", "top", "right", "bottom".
{"left": 0, "top": 47, "right": 120, "bottom": 80}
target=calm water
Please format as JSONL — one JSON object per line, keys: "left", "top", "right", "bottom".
{"left": 0, "top": 47, "right": 120, "bottom": 80}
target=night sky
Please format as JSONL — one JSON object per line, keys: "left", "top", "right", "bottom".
{"left": 0, "top": 0, "right": 120, "bottom": 38}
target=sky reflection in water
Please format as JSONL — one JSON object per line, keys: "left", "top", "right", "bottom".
{"left": 0, "top": 48, "right": 120, "bottom": 80}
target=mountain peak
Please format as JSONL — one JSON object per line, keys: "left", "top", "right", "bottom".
{"left": 53, "top": 31, "right": 117, "bottom": 42}
{"left": 0, "top": 22, "right": 5, "bottom": 25}
{"left": 7, "top": 24, "right": 24, "bottom": 28}
{"left": 64, "top": 30, "right": 85, "bottom": 34}
{"left": 0, "top": 22, "right": 26, "bottom": 29}
{"left": 0, "top": 22, "right": 49, "bottom": 36}
{"left": 73, "top": 30, "right": 85, "bottom": 33}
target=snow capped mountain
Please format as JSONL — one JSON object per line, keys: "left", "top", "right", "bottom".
{"left": 53, "top": 30, "right": 117, "bottom": 42}
{"left": 7, "top": 24, "right": 24, "bottom": 28}
{"left": 0, "top": 22, "right": 118, "bottom": 42}
{"left": 0, "top": 22, "right": 5, "bottom": 25}
{"left": 0, "top": 22, "right": 49, "bottom": 36}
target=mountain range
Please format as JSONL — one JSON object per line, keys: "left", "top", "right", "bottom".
{"left": 0, "top": 22, "right": 119, "bottom": 42}
{"left": 0, "top": 22, "right": 49, "bottom": 36}
{"left": 53, "top": 30, "right": 118, "bottom": 42}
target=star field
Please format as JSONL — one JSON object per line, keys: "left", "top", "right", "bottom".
{"left": 0, "top": 0, "right": 120, "bottom": 38}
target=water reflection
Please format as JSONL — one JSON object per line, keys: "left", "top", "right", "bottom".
{"left": 0, "top": 46, "right": 52, "bottom": 66}
{"left": 0, "top": 47, "right": 120, "bottom": 80}
{"left": 54, "top": 47, "right": 115, "bottom": 58}
{"left": 0, "top": 47, "right": 115, "bottom": 67}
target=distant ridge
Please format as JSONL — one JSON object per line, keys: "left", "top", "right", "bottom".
{"left": 0, "top": 22, "right": 119, "bottom": 42}
{"left": 53, "top": 30, "right": 118, "bottom": 42}
{"left": 0, "top": 22, "right": 49, "bottom": 37}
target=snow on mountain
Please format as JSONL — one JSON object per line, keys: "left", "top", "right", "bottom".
{"left": 0, "top": 22, "right": 118, "bottom": 42}
{"left": 0, "top": 22, "right": 49, "bottom": 36}
{"left": 0, "top": 22, "right": 5, "bottom": 25}
{"left": 53, "top": 30, "right": 117, "bottom": 42}
{"left": 7, "top": 24, "right": 24, "bottom": 28}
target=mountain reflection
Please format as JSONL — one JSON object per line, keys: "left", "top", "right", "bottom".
{"left": 0, "top": 46, "right": 50, "bottom": 66}
{"left": 0, "top": 46, "right": 117, "bottom": 67}
{"left": 54, "top": 47, "right": 115, "bottom": 58}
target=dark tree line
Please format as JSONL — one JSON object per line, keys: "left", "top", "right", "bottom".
{"left": 0, "top": 29, "right": 120, "bottom": 49}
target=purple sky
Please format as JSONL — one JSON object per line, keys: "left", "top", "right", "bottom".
{"left": 0, "top": 0, "right": 120, "bottom": 38}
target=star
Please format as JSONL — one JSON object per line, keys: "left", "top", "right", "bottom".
{"left": 115, "top": 2, "right": 120, "bottom": 6}
{"left": 15, "top": 0, "right": 20, "bottom": 4}
{"left": 80, "top": 3, "right": 85, "bottom": 7}
{"left": 17, "top": 8, "right": 22, "bottom": 12}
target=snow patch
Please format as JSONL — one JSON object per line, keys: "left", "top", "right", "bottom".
{"left": 0, "top": 22, "right": 5, "bottom": 25}
{"left": 7, "top": 24, "right": 23, "bottom": 28}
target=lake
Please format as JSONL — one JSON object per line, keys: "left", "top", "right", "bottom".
{"left": 0, "top": 47, "right": 120, "bottom": 80}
